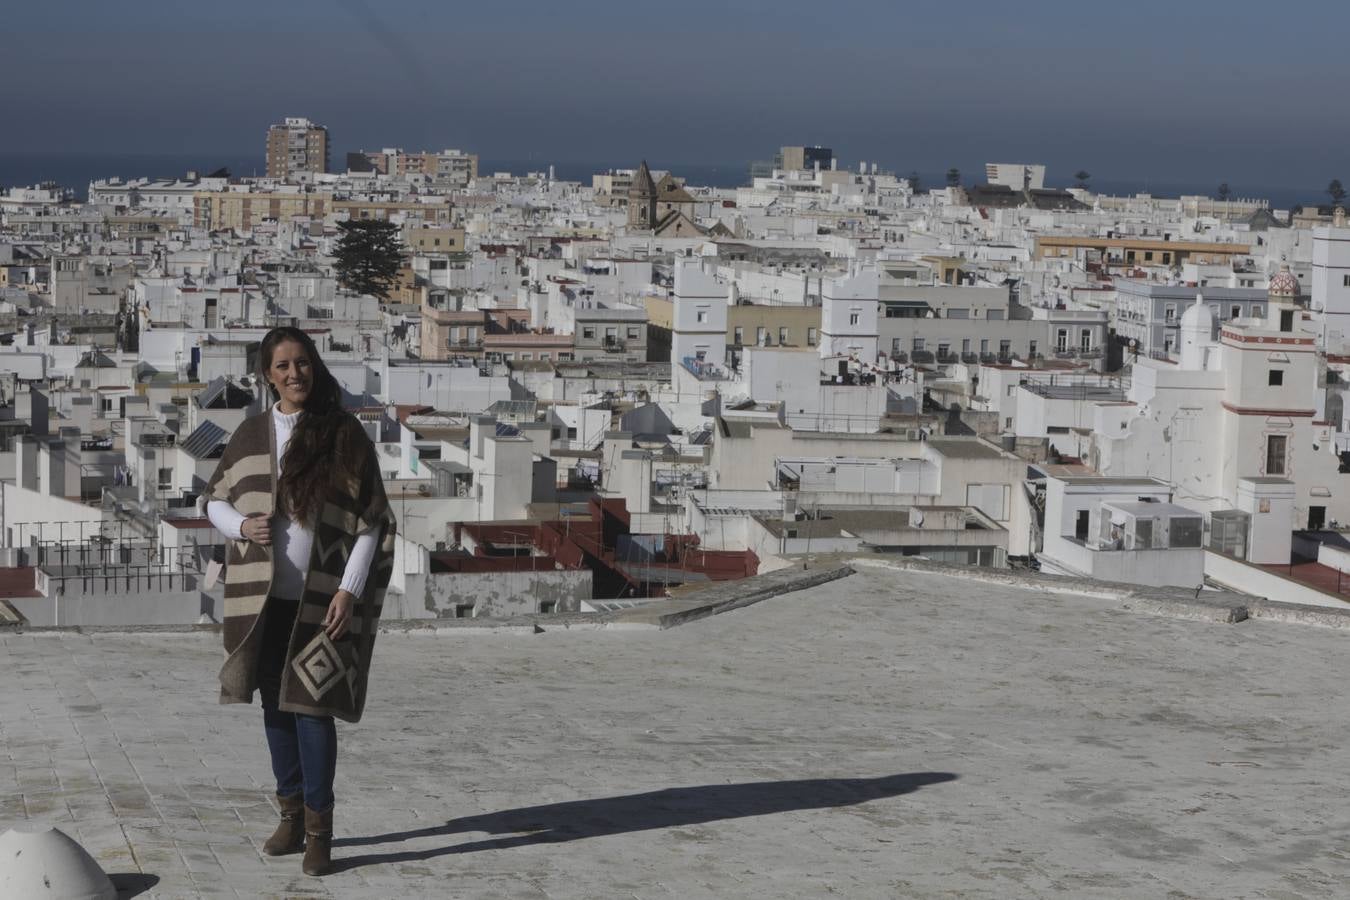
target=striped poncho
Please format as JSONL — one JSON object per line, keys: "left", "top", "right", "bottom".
{"left": 203, "top": 408, "right": 397, "bottom": 723}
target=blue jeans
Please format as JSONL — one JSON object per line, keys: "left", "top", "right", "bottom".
{"left": 258, "top": 598, "right": 337, "bottom": 812}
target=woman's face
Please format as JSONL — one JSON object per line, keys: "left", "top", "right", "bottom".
{"left": 265, "top": 339, "right": 313, "bottom": 412}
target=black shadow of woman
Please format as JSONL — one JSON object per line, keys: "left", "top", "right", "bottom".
{"left": 334, "top": 772, "right": 957, "bottom": 871}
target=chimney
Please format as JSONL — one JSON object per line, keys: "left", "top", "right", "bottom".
{"left": 60, "top": 427, "right": 82, "bottom": 496}
{"left": 471, "top": 415, "right": 494, "bottom": 460}
{"left": 39, "top": 439, "right": 65, "bottom": 498}
{"left": 15, "top": 435, "right": 38, "bottom": 492}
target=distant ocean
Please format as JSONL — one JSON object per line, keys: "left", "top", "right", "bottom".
{"left": 0, "top": 151, "right": 1329, "bottom": 211}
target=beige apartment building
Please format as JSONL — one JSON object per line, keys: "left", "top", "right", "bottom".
{"left": 403, "top": 225, "right": 466, "bottom": 253}
{"left": 331, "top": 199, "right": 452, "bottom": 224}
{"left": 265, "top": 117, "right": 329, "bottom": 178}
{"left": 193, "top": 190, "right": 333, "bottom": 231}
{"left": 347, "top": 148, "right": 479, "bottom": 186}
{"left": 1034, "top": 236, "right": 1251, "bottom": 270}
{"left": 645, "top": 296, "right": 821, "bottom": 363}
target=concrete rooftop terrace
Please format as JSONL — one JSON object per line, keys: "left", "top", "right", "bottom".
{"left": 3, "top": 563, "right": 1350, "bottom": 898}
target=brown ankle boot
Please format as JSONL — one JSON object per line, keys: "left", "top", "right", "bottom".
{"left": 302, "top": 804, "right": 334, "bottom": 876}
{"left": 261, "top": 793, "right": 305, "bottom": 856}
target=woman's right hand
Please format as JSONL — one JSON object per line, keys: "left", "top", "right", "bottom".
{"left": 241, "top": 514, "right": 272, "bottom": 546}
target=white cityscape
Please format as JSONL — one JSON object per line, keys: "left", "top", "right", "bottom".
{"left": 1, "top": 121, "right": 1349, "bottom": 631}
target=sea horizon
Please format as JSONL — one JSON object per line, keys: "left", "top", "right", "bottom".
{"left": 0, "top": 150, "right": 1336, "bottom": 212}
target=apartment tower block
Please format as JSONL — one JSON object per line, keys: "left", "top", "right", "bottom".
{"left": 266, "top": 117, "right": 329, "bottom": 179}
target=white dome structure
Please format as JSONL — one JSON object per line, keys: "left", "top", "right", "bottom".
{"left": 1179, "top": 293, "right": 1217, "bottom": 371}
{"left": 0, "top": 827, "right": 116, "bottom": 899}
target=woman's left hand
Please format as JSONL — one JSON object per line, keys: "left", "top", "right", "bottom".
{"left": 324, "top": 590, "right": 357, "bottom": 640}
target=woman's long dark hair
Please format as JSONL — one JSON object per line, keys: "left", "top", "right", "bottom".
{"left": 257, "top": 327, "right": 362, "bottom": 526}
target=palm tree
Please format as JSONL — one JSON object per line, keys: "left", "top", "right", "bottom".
{"left": 1217, "top": 183, "right": 1232, "bottom": 201}
{"left": 1073, "top": 170, "right": 1091, "bottom": 190}
{"left": 1329, "top": 179, "right": 1346, "bottom": 205}
{"left": 945, "top": 168, "right": 961, "bottom": 188}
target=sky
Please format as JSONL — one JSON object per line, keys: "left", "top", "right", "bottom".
{"left": 6, "top": 0, "right": 1348, "bottom": 191}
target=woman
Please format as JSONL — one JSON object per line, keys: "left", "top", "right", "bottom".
{"left": 204, "top": 326, "right": 396, "bottom": 877}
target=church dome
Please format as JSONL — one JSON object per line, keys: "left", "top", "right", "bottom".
{"left": 1268, "top": 264, "right": 1299, "bottom": 298}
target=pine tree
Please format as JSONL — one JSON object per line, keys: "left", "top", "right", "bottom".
{"left": 945, "top": 167, "right": 961, "bottom": 188}
{"left": 333, "top": 219, "right": 403, "bottom": 299}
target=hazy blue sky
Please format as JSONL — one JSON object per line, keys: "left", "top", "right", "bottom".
{"left": 7, "top": 0, "right": 1347, "bottom": 188}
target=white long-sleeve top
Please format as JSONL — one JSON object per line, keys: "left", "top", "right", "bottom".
{"left": 207, "top": 406, "right": 378, "bottom": 602}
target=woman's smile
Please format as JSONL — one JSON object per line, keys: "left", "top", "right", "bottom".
{"left": 267, "top": 339, "right": 314, "bottom": 412}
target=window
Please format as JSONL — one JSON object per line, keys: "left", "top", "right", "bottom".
{"left": 988, "top": 309, "right": 1004, "bottom": 321}
{"left": 696, "top": 308, "right": 709, "bottom": 323}
{"left": 999, "top": 340, "right": 1011, "bottom": 357}
{"left": 1135, "top": 518, "right": 1154, "bottom": 549}
{"left": 1145, "top": 251, "right": 1154, "bottom": 262}
{"left": 962, "top": 338, "right": 971, "bottom": 353}
{"left": 1343, "top": 275, "right": 1350, "bottom": 287}
{"left": 779, "top": 326, "right": 789, "bottom": 344}
{"left": 913, "top": 337, "right": 926, "bottom": 351}
{"left": 1080, "top": 329, "right": 1092, "bottom": 352}
{"left": 605, "top": 327, "right": 618, "bottom": 339}
{"left": 454, "top": 603, "right": 474, "bottom": 618}
{"left": 1162, "top": 252, "right": 1171, "bottom": 264}
{"left": 627, "top": 327, "right": 640, "bottom": 340}
{"left": 807, "top": 327, "right": 817, "bottom": 346}
{"left": 891, "top": 338, "right": 903, "bottom": 355}
{"left": 1169, "top": 517, "right": 1202, "bottom": 548}
{"left": 937, "top": 343, "right": 950, "bottom": 359}
{"left": 1231, "top": 305, "right": 1242, "bottom": 319}
{"left": 1266, "top": 434, "right": 1287, "bottom": 475}
{"left": 1269, "top": 369, "right": 1284, "bottom": 386}
{"left": 756, "top": 326, "right": 768, "bottom": 345}
{"left": 1164, "top": 304, "right": 1176, "bottom": 321}
{"left": 1005, "top": 417, "right": 1013, "bottom": 429}
{"left": 1056, "top": 329, "right": 1068, "bottom": 352}
{"left": 947, "top": 308, "right": 969, "bottom": 319}
{"left": 980, "top": 339, "right": 990, "bottom": 354}
{"left": 1252, "top": 306, "right": 1263, "bottom": 319}
{"left": 849, "top": 312, "right": 860, "bottom": 325}
{"left": 539, "top": 600, "right": 557, "bottom": 615}
{"left": 1280, "top": 309, "right": 1294, "bottom": 332}
{"left": 733, "top": 326, "right": 744, "bottom": 345}
{"left": 582, "top": 327, "right": 595, "bottom": 339}
{"left": 1029, "top": 340, "right": 1038, "bottom": 357}
{"left": 157, "top": 467, "right": 173, "bottom": 490}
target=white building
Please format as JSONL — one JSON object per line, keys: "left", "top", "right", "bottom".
{"left": 1038, "top": 475, "right": 1205, "bottom": 588}
{"left": 818, "top": 267, "right": 879, "bottom": 362}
